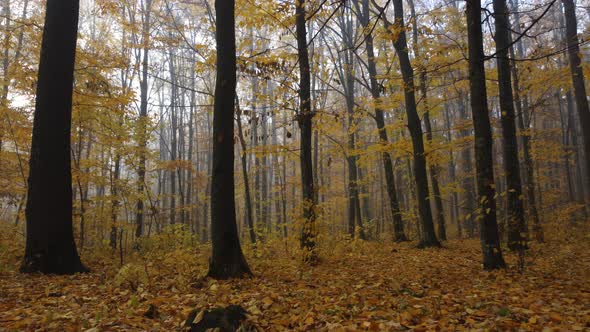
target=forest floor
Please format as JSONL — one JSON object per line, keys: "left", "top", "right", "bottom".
{"left": 1, "top": 225, "right": 589, "bottom": 331}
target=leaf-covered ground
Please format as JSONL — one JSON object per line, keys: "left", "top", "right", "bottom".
{"left": 1, "top": 229, "right": 589, "bottom": 331}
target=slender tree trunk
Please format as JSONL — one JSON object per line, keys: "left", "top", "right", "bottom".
{"left": 296, "top": 0, "right": 318, "bottom": 263}
{"left": 390, "top": 0, "right": 439, "bottom": 247}
{"left": 207, "top": 0, "right": 251, "bottom": 279}
{"left": 444, "top": 105, "right": 460, "bottom": 237}
{"left": 0, "top": 0, "right": 10, "bottom": 152}
{"left": 353, "top": 0, "right": 407, "bottom": 241}
{"left": 187, "top": 57, "right": 196, "bottom": 231}
{"left": 423, "top": 109, "right": 446, "bottom": 241}
{"left": 558, "top": 93, "right": 576, "bottom": 203}
{"left": 466, "top": 0, "right": 506, "bottom": 270}
{"left": 178, "top": 81, "right": 186, "bottom": 226}
{"left": 509, "top": 0, "right": 543, "bottom": 240}
{"left": 169, "top": 51, "right": 178, "bottom": 226}
{"left": 493, "top": 0, "right": 527, "bottom": 250}
{"left": 458, "top": 95, "right": 477, "bottom": 237}
{"left": 203, "top": 111, "right": 212, "bottom": 243}
{"left": 358, "top": 165, "right": 372, "bottom": 227}
{"left": 110, "top": 153, "right": 121, "bottom": 249}
{"left": 271, "top": 108, "right": 284, "bottom": 236}
{"left": 337, "top": 9, "right": 364, "bottom": 239}
{"left": 261, "top": 86, "right": 269, "bottom": 230}
{"left": 237, "top": 102, "right": 257, "bottom": 244}
{"left": 136, "top": 0, "right": 152, "bottom": 239}
{"left": 21, "top": 0, "right": 87, "bottom": 274}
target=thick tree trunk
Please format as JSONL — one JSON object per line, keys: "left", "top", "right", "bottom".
{"left": 565, "top": 91, "right": 587, "bottom": 206}
{"left": 466, "top": 0, "right": 506, "bottom": 270}
{"left": 562, "top": 0, "right": 590, "bottom": 210}
{"left": 493, "top": 0, "right": 527, "bottom": 250}
{"left": 296, "top": 0, "right": 318, "bottom": 263}
{"left": 20, "top": 0, "right": 87, "bottom": 274}
{"left": 207, "top": 0, "right": 251, "bottom": 279}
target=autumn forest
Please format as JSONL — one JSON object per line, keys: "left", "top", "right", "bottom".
{"left": 0, "top": 0, "right": 589, "bottom": 330}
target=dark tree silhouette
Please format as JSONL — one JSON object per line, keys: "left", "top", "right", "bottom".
{"left": 296, "top": 0, "right": 318, "bottom": 263}
{"left": 466, "top": 0, "right": 506, "bottom": 270}
{"left": 562, "top": 0, "right": 590, "bottom": 210}
{"left": 389, "top": 0, "right": 440, "bottom": 247}
{"left": 207, "top": 0, "right": 251, "bottom": 279}
{"left": 136, "top": 0, "right": 153, "bottom": 240}
{"left": 20, "top": 0, "right": 88, "bottom": 274}
{"left": 493, "top": 0, "right": 526, "bottom": 250}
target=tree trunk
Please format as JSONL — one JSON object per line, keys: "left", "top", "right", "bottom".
{"left": 237, "top": 101, "right": 257, "bottom": 244}
{"left": 336, "top": 8, "right": 364, "bottom": 239}
{"left": 509, "top": 0, "right": 543, "bottom": 240}
{"left": 187, "top": 56, "right": 196, "bottom": 231}
{"left": 261, "top": 85, "right": 269, "bottom": 230}
{"left": 466, "top": 0, "right": 506, "bottom": 270}
{"left": 207, "top": 0, "right": 251, "bottom": 279}
{"left": 458, "top": 95, "right": 477, "bottom": 237}
{"left": 296, "top": 0, "right": 318, "bottom": 263}
{"left": 110, "top": 153, "right": 121, "bottom": 250}
{"left": 390, "top": 0, "right": 439, "bottom": 247}
{"left": 444, "top": 104, "right": 460, "bottom": 237}
{"left": 169, "top": 50, "right": 178, "bottom": 226}
{"left": 20, "top": 0, "right": 87, "bottom": 274}
{"left": 562, "top": 0, "right": 590, "bottom": 210}
{"left": 407, "top": 0, "right": 447, "bottom": 241}
{"left": 353, "top": 0, "right": 407, "bottom": 241}
{"left": 493, "top": 0, "right": 527, "bottom": 250}
{"left": 0, "top": 0, "right": 10, "bottom": 152}
{"left": 136, "top": 0, "right": 152, "bottom": 239}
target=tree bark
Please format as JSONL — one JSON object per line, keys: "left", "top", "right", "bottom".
{"left": 296, "top": 0, "right": 318, "bottom": 263}
{"left": 207, "top": 0, "right": 251, "bottom": 279}
{"left": 493, "top": 0, "right": 527, "bottom": 250}
{"left": 21, "top": 0, "right": 88, "bottom": 274}
{"left": 390, "top": 0, "right": 439, "bottom": 247}
{"left": 136, "top": 0, "right": 152, "bottom": 239}
{"left": 407, "top": 0, "right": 446, "bottom": 241}
{"left": 444, "top": 104, "right": 461, "bottom": 237}
{"left": 237, "top": 101, "right": 257, "bottom": 244}
{"left": 509, "top": 0, "right": 543, "bottom": 240}
{"left": 466, "top": 0, "right": 506, "bottom": 270}
{"left": 336, "top": 8, "right": 364, "bottom": 239}
{"left": 562, "top": 0, "right": 590, "bottom": 210}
